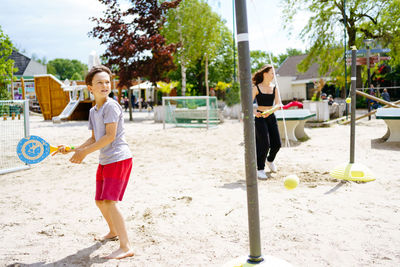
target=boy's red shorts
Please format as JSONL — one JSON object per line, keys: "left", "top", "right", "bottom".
{"left": 95, "top": 158, "right": 132, "bottom": 201}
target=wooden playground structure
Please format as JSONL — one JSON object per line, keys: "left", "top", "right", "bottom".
{"left": 34, "top": 75, "right": 94, "bottom": 121}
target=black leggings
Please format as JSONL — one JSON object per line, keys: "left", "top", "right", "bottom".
{"left": 254, "top": 113, "right": 281, "bottom": 170}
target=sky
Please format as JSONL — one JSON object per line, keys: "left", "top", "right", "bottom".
{"left": 0, "top": 0, "right": 309, "bottom": 65}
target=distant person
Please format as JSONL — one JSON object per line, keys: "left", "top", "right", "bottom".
{"left": 283, "top": 97, "right": 303, "bottom": 109}
{"left": 381, "top": 88, "right": 390, "bottom": 102}
{"left": 367, "top": 88, "right": 381, "bottom": 110}
{"left": 54, "top": 65, "right": 134, "bottom": 259}
{"left": 131, "top": 94, "right": 137, "bottom": 110}
{"left": 328, "top": 95, "right": 335, "bottom": 105}
{"left": 252, "top": 64, "right": 281, "bottom": 179}
{"left": 321, "top": 93, "right": 327, "bottom": 100}
{"left": 123, "top": 97, "right": 129, "bottom": 112}
{"left": 210, "top": 88, "right": 216, "bottom": 96}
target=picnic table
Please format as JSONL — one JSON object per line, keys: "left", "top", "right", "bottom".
{"left": 376, "top": 108, "right": 400, "bottom": 142}
{"left": 274, "top": 109, "right": 316, "bottom": 142}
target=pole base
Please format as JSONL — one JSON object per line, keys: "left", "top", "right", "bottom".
{"left": 330, "top": 162, "right": 376, "bottom": 182}
{"left": 223, "top": 255, "right": 293, "bottom": 267}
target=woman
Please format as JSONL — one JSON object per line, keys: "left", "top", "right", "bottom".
{"left": 252, "top": 64, "right": 281, "bottom": 179}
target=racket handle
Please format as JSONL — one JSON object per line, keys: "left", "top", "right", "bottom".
{"left": 66, "top": 146, "right": 75, "bottom": 151}
{"left": 50, "top": 145, "right": 75, "bottom": 154}
{"left": 262, "top": 110, "right": 273, "bottom": 115}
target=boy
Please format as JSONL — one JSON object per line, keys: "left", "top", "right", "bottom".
{"left": 55, "top": 65, "right": 133, "bottom": 259}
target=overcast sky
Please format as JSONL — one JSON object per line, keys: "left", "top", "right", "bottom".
{"left": 0, "top": 0, "right": 308, "bottom": 64}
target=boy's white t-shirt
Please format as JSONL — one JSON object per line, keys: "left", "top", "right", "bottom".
{"left": 88, "top": 97, "right": 132, "bottom": 165}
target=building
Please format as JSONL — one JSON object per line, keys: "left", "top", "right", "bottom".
{"left": 276, "top": 54, "right": 332, "bottom": 101}
{"left": 10, "top": 50, "right": 47, "bottom": 77}
{"left": 8, "top": 50, "right": 47, "bottom": 100}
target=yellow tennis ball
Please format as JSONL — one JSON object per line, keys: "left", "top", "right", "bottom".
{"left": 284, "top": 175, "right": 299, "bottom": 190}
{"left": 346, "top": 98, "right": 351, "bottom": 104}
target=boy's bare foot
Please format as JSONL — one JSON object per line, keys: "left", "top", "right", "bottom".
{"left": 94, "top": 232, "right": 118, "bottom": 241}
{"left": 104, "top": 248, "right": 134, "bottom": 259}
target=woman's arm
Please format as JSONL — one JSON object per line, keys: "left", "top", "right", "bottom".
{"left": 274, "top": 86, "right": 281, "bottom": 106}
{"left": 252, "top": 85, "right": 262, "bottom": 118}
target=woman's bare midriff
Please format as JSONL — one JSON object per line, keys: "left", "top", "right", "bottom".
{"left": 256, "top": 105, "right": 273, "bottom": 112}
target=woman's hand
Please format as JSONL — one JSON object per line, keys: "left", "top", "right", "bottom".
{"left": 254, "top": 111, "right": 262, "bottom": 118}
{"left": 262, "top": 112, "right": 271, "bottom": 118}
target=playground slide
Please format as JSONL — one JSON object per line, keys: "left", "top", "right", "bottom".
{"left": 52, "top": 100, "right": 80, "bottom": 123}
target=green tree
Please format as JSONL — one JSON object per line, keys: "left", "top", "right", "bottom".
{"left": 206, "top": 25, "right": 234, "bottom": 86}
{"left": 0, "top": 26, "right": 16, "bottom": 100}
{"left": 47, "top": 58, "right": 87, "bottom": 81}
{"left": 162, "top": 0, "right": 223, "bottom": 95}
{"left": 249, "top": 48, "right": 302, "bottom": 74}
{"left": 282, "top": 0, "right": 398, "bottom": 88}
{"left": 225, "top": 81, "right": 240, "bottom": 107}
{"left": 250, "top": 50, "right": 280, "bottom": 74}
{"left": 70, "top": 72, "right": 83, "bottom": 81}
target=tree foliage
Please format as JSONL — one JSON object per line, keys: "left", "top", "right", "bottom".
{"left": 250, "top": 50, "right": 273, "bottom": 74}
{"left": 162, "top": 0, "right": 224, "bottom": 94}
{"left": 204, "top": 24, "right": 234, "bottom": 85}
{"left": 47, "top": 58, "right": 87, "bottom": 81}
{"left": 0, "top": 26, "right": 16, "bottom": 100}
{"left": 89, "top": 0, "right": 181, "bottom": 88}
{"left": 282, "top": 0, "right": 399, "bottom": 87}
{"left": 250, "top": 48, "right": 303, "bottom": 74}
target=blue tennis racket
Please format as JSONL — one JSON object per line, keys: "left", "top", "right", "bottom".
{"left": 16, "top": 135, "right": 74, "bottom": 164}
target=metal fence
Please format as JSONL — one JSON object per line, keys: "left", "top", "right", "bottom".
{"left": 0, "top": 100, "right": 30, "bottom": 175}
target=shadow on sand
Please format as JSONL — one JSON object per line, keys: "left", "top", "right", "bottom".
{"left": 7, "top": 242, "right": 110, "bottom": 267}
{"left": 371, "top": 138, "right": 400, "bottom": 151}
{"left": 324, "top": 180, "right": 348, "bottom": 195}
{"left": 220, "top": 179, "right": 246, "bottom": 190}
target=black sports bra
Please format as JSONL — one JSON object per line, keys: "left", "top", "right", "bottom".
{"left": 255, "top": 85, "right": 275, "bottom": 106}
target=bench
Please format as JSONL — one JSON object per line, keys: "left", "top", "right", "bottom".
{"left": 376, "top": 108, "right": 400, "bottom": 142}
{"left": 274, "top": 109, "right": 316, "bottom": 142}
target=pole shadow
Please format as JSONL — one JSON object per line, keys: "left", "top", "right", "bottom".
{"left": 324, "top": 180, "right": 348, "bottom": 194}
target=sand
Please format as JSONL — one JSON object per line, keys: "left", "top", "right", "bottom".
{"left": 0, "top": 111, "right": 399, "bottom": 266}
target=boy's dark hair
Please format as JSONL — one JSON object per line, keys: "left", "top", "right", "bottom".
{"left": 252, "top": 64, "right": 273, "bottom": 85}
{"left": 85, "top": 65, "right": 112, "bottom": 86}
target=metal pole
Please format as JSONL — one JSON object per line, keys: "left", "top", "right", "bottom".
{"left": 350, "top": 47, "right": 357, "bottom": 164}
{"left": 366, "top": 45, "right": 371, "bottom": 89}
{"left": 206, "top": 96, "right": 210, "bottom": 130}
{"left": 162, "top": 97, "right": 166, "bottom": 130}
{"left": 343, "top": 0, "right": 348, "bottom": 118}
{"left": 232, "top": 0, "right": 236, "bottom": 82}
{"left": 366, "top": 44, "right": 371, "bottom": 120}
{"left": 235, "top": 0, "right": 263, "bottom": 263}
{"left": 24, "top": 99, "right": 30, "bottom": 137}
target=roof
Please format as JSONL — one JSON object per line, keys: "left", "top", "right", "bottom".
{"left": 9, "top": 50, "right": 31, "bottom": 75}
{"left": 277, "top": 54, "right": 323, "bottom": 81}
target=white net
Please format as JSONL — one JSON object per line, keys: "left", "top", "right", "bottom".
{"left": 162, "top": 96, "right": 220, "bottom": 128}
{"left": 0, "top": 100, "right": 30, "bottom": 174}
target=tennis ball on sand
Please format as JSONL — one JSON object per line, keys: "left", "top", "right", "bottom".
{"left": 346, "top": 97, "right": 351, "bottom": 104}
{"left": 284, "top": 174, "right": 299, "bottom": 190}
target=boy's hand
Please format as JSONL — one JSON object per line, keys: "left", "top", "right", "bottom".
{"left": 52, "top": 145, "right": 73, "bottom": 156}
{"left": 69, "top": 149, "right": 87, "bottom": 164}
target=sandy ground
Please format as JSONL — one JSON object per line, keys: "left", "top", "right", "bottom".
{"left": 0, "top": 110, "right": 400, "bottom": 267}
